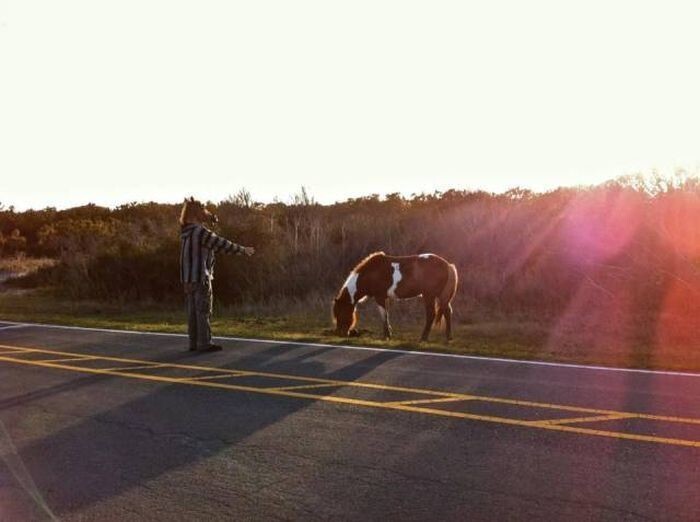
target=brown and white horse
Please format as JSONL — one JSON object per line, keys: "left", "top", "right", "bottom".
{"left": 333, "top": 252, "right": 458, "bottom": 342}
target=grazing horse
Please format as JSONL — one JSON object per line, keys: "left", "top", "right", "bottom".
{"left": 333, "top": 252, "right": 458, "bottom": 342}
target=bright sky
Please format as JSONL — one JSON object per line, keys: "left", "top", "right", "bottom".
{"left": 1, "top": 1, "right": 699, "bottom": 210}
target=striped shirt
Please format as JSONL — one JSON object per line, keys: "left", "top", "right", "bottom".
{"left": 180, "top": 223, "right": 246, "bottom": 283}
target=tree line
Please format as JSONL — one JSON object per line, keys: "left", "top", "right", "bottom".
{"left": 2, "top": 178, "right": 700, "bottom": 343}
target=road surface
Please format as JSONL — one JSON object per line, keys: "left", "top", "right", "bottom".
{"left": 0, "top": 321, "right": 699, "bottom": 521}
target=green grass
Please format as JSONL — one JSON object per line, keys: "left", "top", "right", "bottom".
{"left": 0, "top": 289, "right": 698, "bottom": 372}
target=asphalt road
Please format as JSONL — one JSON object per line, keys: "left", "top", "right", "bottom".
{"left": 0, "top": 322, "right": 699, "bottom": 521}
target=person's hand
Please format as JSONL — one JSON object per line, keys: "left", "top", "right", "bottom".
{"left": 244, "top": 246, "right": 255, "bottom": 256}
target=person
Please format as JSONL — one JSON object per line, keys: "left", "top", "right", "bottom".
{"left": 179, "top": 197, "right": 255, "bottom": 352}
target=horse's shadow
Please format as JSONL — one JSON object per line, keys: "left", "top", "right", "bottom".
{"left": 8, "top": 342, "right": 401, "bottom": 517}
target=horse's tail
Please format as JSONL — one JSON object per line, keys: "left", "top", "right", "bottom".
{"left": 435, "top": 263, "right": 458, "bottom": 325}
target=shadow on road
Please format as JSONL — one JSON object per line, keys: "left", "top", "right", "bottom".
{"left": 8, "top": 342, "right": 401, "bottom": 517}
{"left": 0, "top": 350, "right": 203, "bottom": 412}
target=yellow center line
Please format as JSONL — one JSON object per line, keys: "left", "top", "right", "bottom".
{"left": 533, "top": 413, "right": 638, "bottom": 426}
{"left": 0, "top": 349, "right": 34, "bottom": 356}
{"left": 266, "top": 383, "right": 341, "bottom": 392}
{"left": 2, "top": 343, "right": 699, "bottom": 422}
{"left": 462, "top": 395, "right": 700, "bottom": 425}
{"left": 100, "top": 363, "right": 169, "bottom": 372}
{"left": 0, "top": 343, "right": 464, "bottom": 397}
{"left": 386, "top": 397, "right": 475, "bottom": 406}
{"left": 0, "top": 350, "right": 45, "bottom": 358}
{"left": 1, "top": 343, "right": 699, "bottom": 448}
{"left": 183, "top": 372, "right": 253, "bottom": 381}
{"left": 1, "top": 343, "right": 698, "bottom": 423}
{"left": 33, "top": 356, "right": 100, "bottom": 363}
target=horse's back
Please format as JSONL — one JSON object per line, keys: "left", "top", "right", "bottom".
{"left": 383, "top": 252, "right": 448, "bottom": 266}
{"left": 372, "top": 253, "right": 451, "bottom": 299}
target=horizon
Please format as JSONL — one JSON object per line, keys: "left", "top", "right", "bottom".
{"left": 3, "top": 170, "right": 699, "bottom": 212}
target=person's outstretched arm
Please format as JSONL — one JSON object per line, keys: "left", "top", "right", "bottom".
{"left": 200, "top": 227, "right": 255, "bottom": 256}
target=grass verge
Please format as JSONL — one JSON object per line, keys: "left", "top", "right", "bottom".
{"left": 0, "top": 289, "right": 698, "bottom": 372}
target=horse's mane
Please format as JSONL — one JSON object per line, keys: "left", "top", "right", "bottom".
{"left": 335, "top": 251, "right": 386, "bottom": 300}
{"left": 353, "top": 251, "right": 386, "bottom": 273}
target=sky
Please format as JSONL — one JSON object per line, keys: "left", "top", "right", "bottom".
{"left": 1, "top": 0, "right": 699, "bottom": 210}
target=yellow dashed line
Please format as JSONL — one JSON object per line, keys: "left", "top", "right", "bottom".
{"left": 1, "top": 343, "right": 699, "bottom": 448}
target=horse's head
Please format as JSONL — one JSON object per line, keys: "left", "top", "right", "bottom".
{"left": 180, "top": 197, "right": 219, "bottom": 226}
{"left": 333, "top": 290, "right": 357, "bottom": 337}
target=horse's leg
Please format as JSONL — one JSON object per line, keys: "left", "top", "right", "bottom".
{"left": 420, "top": 296, "right": 436, "bottom": 342}
{"left": 376, "top": 297, "right": 391, "bottom": 339}
{"left": 444, "top": 303, "right": 453, "bottom": 342}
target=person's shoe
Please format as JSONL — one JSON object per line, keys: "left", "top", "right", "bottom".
{"left": 188, "top": 345, "right": 198, "bottom": 352}
{"left": 197, "top": 344, "right": 222, "bottom": 353}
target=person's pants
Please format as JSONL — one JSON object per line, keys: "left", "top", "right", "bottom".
{"left": 184, "top": 281, "right": 212, "bottom": 349}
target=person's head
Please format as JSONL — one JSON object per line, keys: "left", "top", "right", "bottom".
{"left": 180, "top": 197, "right": 218, "bottom": 226}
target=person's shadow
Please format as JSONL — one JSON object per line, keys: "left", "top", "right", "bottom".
{"left": 5, "top": 342, "right": 400, "bottom": 518}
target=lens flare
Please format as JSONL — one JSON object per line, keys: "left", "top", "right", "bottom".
{"left": 561, "top": 190, "right": 643, "bottom": 266}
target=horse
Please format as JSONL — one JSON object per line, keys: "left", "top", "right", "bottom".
{"left": 333, "top": 252, "right": 458, "bottom": 342}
